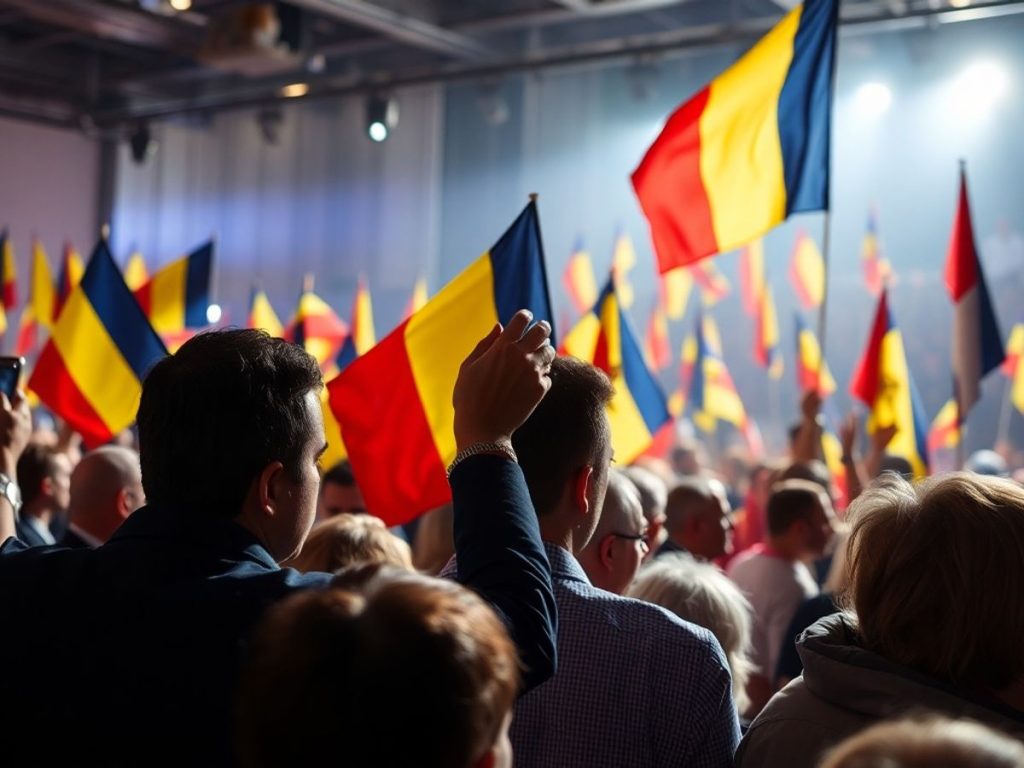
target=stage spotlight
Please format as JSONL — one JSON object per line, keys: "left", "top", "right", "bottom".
{"left": 949, "top": 0, "right": 971, "bottom": 7}
{"left": 366, "top": 94, "right": 398, "bottom": 142}
{"left": 257, "top": 108, "right": 283, "bottom": 145}
{"left": 281, "top": 82, "right": 309, "bottom": 99}
{"left": 952, "top": 60, "right": 1009, "bottom": 113}
{"left": 129, "top": 122, "right": 156, "bottom": 164}
{"left": 169, "top": 0, "right": 192, "bottom": 10}
{"left": 854, "top": 82, "right": 892, "bottom": 116}
{"left": 206, "top": 304, "right": 222, "bottom": 324}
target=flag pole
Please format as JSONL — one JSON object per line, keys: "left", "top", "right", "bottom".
{"left": 815, "top": 210, "right": 833, "bottom": 383}
{"left": 996, "top": 376, "right": 1014, "bottom": 448}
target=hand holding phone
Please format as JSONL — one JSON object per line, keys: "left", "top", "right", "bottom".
{"left": 0, "top": 357, "right": 23, "bottom": 402}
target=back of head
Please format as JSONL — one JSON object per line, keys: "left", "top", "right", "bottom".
{"left": 766, "top": 479, "right": 827, "bottom": 537}
{"left": 621, "top": 465, "right": 668, "bottom": 526}
{"left": 69, "top": 446, "right": 143, "bottom": 540}
{"left": 664, "top": 477, "right": 716, "bottom": 531}
{"left": 821, "top": 716, "right": 1024, "bottom": 768}
{"left": 846, "top": 472, "right": 1024, "bottom": 692}
{"left": 778, "top": 460, "right": 831, "bottom": 494}
{"left": 628, "top": 553, "right": 753, "bottom": 710}
{"left": 137, "top": 329, "right": 322, "bottom": 518}
{"left": 511, "top": 355, "right": 613, "bottom": 516}
{"left": 965, "top": 449, "right": 1010, "bottom": 478}
{"left": 287, "top": 514, "right": 412, "bottom": 574}
{"left": 238, "top": 570, "right": 519, "bottom": 768}
{"left": 17, "top": 442, "right": 61, "bottom": 508}
{"left": 590, "top": 469, "right": 643, "bottom": 540}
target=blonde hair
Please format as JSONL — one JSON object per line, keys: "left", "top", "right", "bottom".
{"left": 628, "top": 554, "right": 754, "bottom": 711}
{"left": 287, "top": 514, "right": 413, "bottom": 574}
{"left": 846, "top": 472, "right": 1024, "bottom": 691}
{"left": 822, "top": 717, "right": 1024, "bottom": 768}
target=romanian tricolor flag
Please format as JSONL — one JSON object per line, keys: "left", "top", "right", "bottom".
{"left": 612, "top": 229, "right": 637, "bottom": 308}
{"left": 16, "top": 240, "right": 57, "bottom": 355}
{"left": 29, "top": 240, "right": 168, "bottom": 447}
{"left": 135, "top": 240, "right": 214, "bottom": 335}
{"left": 927, "top": 398, "right": 961, "bottom": 455}
{"left": 563, "top": 237, "right": 599, "bottom": 315}
{"left": 631, "top": 0, "right": 837, "bottom": 271}
{"left": 1, "top": 229, "right": 16, "bottom": 310}
{"left": 285, "top": 286, "right": 348, "bottom": 370}
{"left": 789, "top": 230, "right": 825, "bottom": 309}
{"left": 739, "top": 239, "right": 765, "bottom": 317}
{"left": 404, "top": 277, "right": 429, "bottom": 321}
{"left": 794, "top": 313, "right": 836, "bottom": 397}
{"left": 123, "top": 251, "right": 150, "bottom": 291}
{"left": 861, "top": 207, "right": 891, "bottom": 297}
{"left": 945, "top": 166, "right": 1003, "bottom": 416}
{"left": 54, "top": 243, "right": 85, "bottom": 321}
{"left": 659, "top": 267, "right": 693, "bottom": 320}
{"left": 336, "top": 278, "right": 376, "bottom": 372}
{"left": 1005, "top": 323, "right": 1024, "bottom": 416}
{"left": 754, "top": 281, "right": 783, "bottom": 379}
{"left": 690, "top": 259, "right": 730, "bottom": 305}
{"left": 327, "top": 201, "right": 555, "bottom": 526}
{"left": 563, "top": 275, "right": 671, "bottom": 464}
{"left": 643, "top": 297, "right": 671, "bottom": 372}
{"left": 247, "top": 286, "right": 283, "bottom": 337}
{"left": 851, "top": 290, "right": 929, "bottom": 478}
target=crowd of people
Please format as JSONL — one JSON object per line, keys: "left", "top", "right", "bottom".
{"left": 0, "top": 309, "right": 1023, "bottom": 766}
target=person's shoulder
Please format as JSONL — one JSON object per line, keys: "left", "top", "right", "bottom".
{"left": 579, "top": 586, "right": 722, "bottom": 653}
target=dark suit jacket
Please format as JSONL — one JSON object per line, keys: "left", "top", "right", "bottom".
{"left": 14, "top": 515, "right": 51, "bottom": 548}
{"left": 58, "top": 528, "right": 91, "bottom": 549}
{"left": 0, "top": 454, "right": 555, "bottom": 766}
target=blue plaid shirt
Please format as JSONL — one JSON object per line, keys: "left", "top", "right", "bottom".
{"left": 509, "top": 544, "right": 740, "bottom": 768}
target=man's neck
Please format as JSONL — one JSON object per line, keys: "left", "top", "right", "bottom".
{"left": 538, "top": 520, "right": 578, "bottom": 556}
{"left": 23, "top": 502, "right": 53, "bottom": 528}
{"left": 765, "top": 535, "right": 802, "bottom": 562}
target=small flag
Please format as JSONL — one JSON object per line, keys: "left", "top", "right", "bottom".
{"left": 563, "top": 275, "right": 671, "bottom": 463}
{"left": 1, "top": 229, "right": 16, "bottom": 310}
{"left": 612, "top": 229, "right": 637, "bottom": 309}
{"left": 54, "top": 242, "right": 85, "bottom": 321}
{"left": 247, "top": 286, "right": 283, "bottom": 337}
{"left": 794, "top": 313, "right": 836, "bottom": 396}
{"left": 29, "top": 240, "right": 168, "bottom": 447}
{"left": 850, "top": 290, "right": 929, "bottom": 477}
{"left": 861, "top": 207, "right": 891, "bottom": 296}
{"left": 755, "top": 281, "right": 783, "bottom": 379}
{"left": 683, "top": 313, "right": 752, "bottom": 438}
{"left": 659, "top": 267, "right": 693, "bottom": 320}
{"left": 336, "top": 277, "right": 377, "bottom": 372}
{"left": 789, "top": 230, "right": 825, "bottom": 309}
{"left": 690, "top": 259, "right": 731, "bottom": 305}
{"left": 285, "top": 285, "right": 348, "bottom": 370}
{"left": 632, "top": 0, "right": 837, "bottom": 271}
{"left": 945, "top": 165, "right": 1004, "bottom": 417}
{"left": 1003, "top": 323, "right": 1024, "bottom": 416}
{"left": 644, "top": 297, "right": 672, "bottom": 372}
{"left": 404, "top": 277, "right": 429, "bottom": 320}
{"left": 739, "top": 239, "right": 765, "bottom": 317}
{"left": 927, "top": 398, "right": 961, "bottom": 455}
{"left": 563, "top": 237, "right": 599, "bottom": 315}
{"left": 135, "top": 240, "right": 215, "bottom": 334}
{"left": 123, "top": 251, "right": 150, "bottom": 292}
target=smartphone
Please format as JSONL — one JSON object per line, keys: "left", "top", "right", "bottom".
{"left": 0, "top": 357, "right": 24, "bottom": 401}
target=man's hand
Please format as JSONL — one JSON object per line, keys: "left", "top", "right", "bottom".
{"left": 800, "top": 390, "right": 823, "bottom": 423}
{"left": 453, "top": 310, "right": 556, "bottom": 451}
{"left": 870, "top": 423, "right": 898, "bottom": 455}
{"left": 0, "top": 390, "right": 31, "bottom": 478}
{"left": 839, "top": 413, "right": 858, "bottom": 459}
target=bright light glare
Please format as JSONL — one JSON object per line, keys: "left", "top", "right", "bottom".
{"left": 854, "top": 82, "right": 893, "bottom": 116}
{"left": 368, "top": 121, "right": 388, "bottom": 142}
{"left": 281, "top": 82, "right": 309, "bottom": 99}
{"left": 169, "top": 0, "right": 192, "bottom": 10}
{"left": 952, "top": 61, "right": 1010, "bottom": 113}
{"left": 949, "top": 0, "right": 971, "bottom": 8}
{"left": 206, "top": 304, "right": 222, "bottom": 324}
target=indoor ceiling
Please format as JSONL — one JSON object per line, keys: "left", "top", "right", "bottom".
{"left": 0, "top": 0, "right": 1019, "bottom": 132}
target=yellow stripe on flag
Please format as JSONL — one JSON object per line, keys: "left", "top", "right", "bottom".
{"left": 149, "top": 259, "right": 188, "bottom": 333}
{"left": 50, "top": 288, "right": 144, "bottom": 434}
{"left": 31, "top": 242, "right": 56, "bottom": 332}
{"left": 321, "top": 384, "right": 347, "bottom": 468}
{"left": 699, "top": 6, "right": 798, "bottom": 251}
{"left": 867, "top": 328, "right": 927, "bottom": 477}
{"left": 405, "top": 255, "right": 499, "bottom": 465}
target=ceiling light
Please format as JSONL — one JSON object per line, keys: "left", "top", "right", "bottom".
{"left": 281, "top": 82, "right": 309, "bottom": 99}
{"left": 206, "top": 304, "right": 222, "bottom": 324}
{"left": 951, "top": 60, "right": 1010, "bottom": 113}
{"left": 169, "top": 0, "right": 192, "bottom": 10}
{"left": 365, "top": 94, "right": 398, "bottom": 143}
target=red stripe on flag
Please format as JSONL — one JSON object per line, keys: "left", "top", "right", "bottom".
{"left": 135, "top": 282, "right": 153, "bottom": 317}
{"left": 3, "top": 280, "right": 15, "bottom": 310}
{"left": 944, "top": 171, "right": 978, "bottom": 302}
{"left": 631, "top": 85, "right": 718, "bottom": 272}
{"left": 328, "top": 320, "right": 449, "bottom": 526}
{"left": 850, "top": 291, "right": 889, "bottom": 407}
{"left": 30, "top": 343, "right": 112, "bottom": 448}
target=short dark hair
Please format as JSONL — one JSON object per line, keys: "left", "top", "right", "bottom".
{"left": 237, "top": 570, "right": 519, "bottom": 768}
{"left": 17, "top": 443, "right": 61, "bottom": 507}
{"left": 321, "top": 459, "right": 356, "bottom": 488}
{"left": 137, "top": 329, "right": 322, "bottom": 518}
{"left": 766, "top": 480, "right": 825, "bottom": 537}
{"left": 778, "top": 460, "right": 831, "bottom": 493}
{"left": 512, "top": 356, "right": 614, "bottom": 516}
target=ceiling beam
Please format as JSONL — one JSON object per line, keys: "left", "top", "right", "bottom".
{"left": 286, "top": 0, "right": 490, "bottom": 59}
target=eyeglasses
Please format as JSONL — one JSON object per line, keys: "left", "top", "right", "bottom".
{"left": 611, "top": 531, "right": 650, "bottom": 553}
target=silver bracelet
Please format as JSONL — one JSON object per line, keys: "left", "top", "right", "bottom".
{"left": 446, "top": 440, "right": 518, "bottom": 478}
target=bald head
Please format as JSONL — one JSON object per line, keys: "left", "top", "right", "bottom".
{"left": 578, "top": 469, "right": 647, "bottom": 595}
{"left": 663, "top": 477, "right": 733, "bottom": 561}
{"left": 69, "top": 446, "right": 144, "bottom": 544}
{"left": 592, "top": 470, "right": 645, "bottom": 543}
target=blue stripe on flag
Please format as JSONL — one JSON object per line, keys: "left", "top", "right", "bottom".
{"left": 184, "top": 240, "right": 214, "bottom": 327}
{"left": 489, "top": 201, "right": 556, "bottom": 345}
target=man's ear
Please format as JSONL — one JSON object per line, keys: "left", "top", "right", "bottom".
{"left": 572, "top": 465, "right": 594, "bottom": 518}
{"left": 599, "top": 534, "right": 616, "bottom": 570}
{"left": 258, "top": 461, "right": 286, "bottom": 516}
{"left": 115, "top": 488, "right": 132, "bottom": 520}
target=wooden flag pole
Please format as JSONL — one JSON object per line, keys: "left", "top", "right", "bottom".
{"left": 815, "top": 209, "right": 833, "bottom": 382}
{"left": 996, "top": 375, "right": 1014, "bottom": 448}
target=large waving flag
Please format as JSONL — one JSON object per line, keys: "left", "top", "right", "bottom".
{"left": 336, "top": 277, "right": 377, "bottom": 372}
{"left": 54, "top": 243, "right": 85, "bottom": 321}
{"left": 850, "top": 290, "right": 929, "bottom": 477}
{"left": 1, "top": 229, "right": 16, "bottom": 311}
{"left": 123, "top": 250, "right": 149, "bottom": 291}
{"left": 755, "top": 281, "right": 783, "bottom": 379}
{"left": 794, "top": 313, "right": 836, "bottom": 396}
{"left": 632, "top": 0, "right": 837, "bottom": 271}
{"left": 563, "top": 275, "right": 671, "bottom": 464}
{"left": 789, "top": 230, "right": 825, "bottom": 309}
{"left": 945, "top": 166, "right": 1004, "bottom": 416}
{"left": 285, "top": 284, "right": 348, "bottom": 370}
{"left": 29, "top": 240, "right": 168, "bottom": 447}
{"left": 563, "top": 237, "right": 599, "bottom": 315}
{"left": 328, "top": 200, "right": 555, "bottom": 526}
{"left": 861, "top": 207, "right": 891, "bottom": 297}
{"left": 247, "top": 286, "right": 283, "bottom": 337}
{"left": 135, "top": 240, "right": 214, "bottom": 334}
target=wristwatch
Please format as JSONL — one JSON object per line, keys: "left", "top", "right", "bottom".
{"left": 0, "top": 473, "right": 22, "bottom": 516}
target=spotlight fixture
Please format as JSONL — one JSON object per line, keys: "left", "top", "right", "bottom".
{"left": 365, "top": 93, "right": 398, "bottom": 142}
{"left": 169, "top": 0, "right": 192, "bottom": 10}
{"left": 206, "top": 304, "right": 222, "bottom": 324}
{"left": 129, "top": 122, "right": 156, "bottom": 164}
{"left": 281, "top": 82, "right": 309, "bottom": 99}
{"left": 951, "top": 60, "right": 1010, "bottom": 113}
